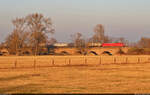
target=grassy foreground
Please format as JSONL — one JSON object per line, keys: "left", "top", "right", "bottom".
{"left": 0, "top": 63, "right": 150, "bottom": 93}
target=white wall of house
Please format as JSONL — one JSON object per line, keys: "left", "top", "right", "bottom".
{"left": 54, "top": 43, "right": 68, "bottom": 47}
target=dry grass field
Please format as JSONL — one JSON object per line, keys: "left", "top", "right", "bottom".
{"left": 0, "top": 55, "right": 150, "bottom": 68}
{"left": 0, "top": 55, "right": 150, "bottom": 93}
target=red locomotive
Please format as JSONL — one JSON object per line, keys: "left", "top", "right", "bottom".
{"left": 101, "top": 43, "right": 125, "bottom": 47}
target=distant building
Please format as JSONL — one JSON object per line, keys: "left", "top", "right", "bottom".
{"left": 53, "top": 43, "right": 68, "bottom": 47}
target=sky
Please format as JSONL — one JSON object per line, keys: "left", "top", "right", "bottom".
{"left": 0, "top": 0, "right": 150, "bottom": 43}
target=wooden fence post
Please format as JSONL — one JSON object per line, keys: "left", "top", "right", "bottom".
{"left": 114, "top": 57, "right": 116, "bottom": 64}
{"left": 14, "top": 58, "right": 17, "bottom": 68}
{"left": 138, "top": 57, "right": 140, "bottom": 63}
{"left": 148, "top": 57, "right": 150, "bottom": 63}
{"left": 99, "top": 56, "right": 101, "bottom": 64}
{"left": 34, "top": 57, "right": 36, "bottom": 68}
{"left": 65, "top": 58, "right": 67, "bottom": 65}
{"left": 84, "top": 57, "right": 87, "bottom": 65}
{"left": 68, "top": 58, "right": 71, "bottom": 65}
{"left": 126, "top": 57, "right": 128, "bottom": 63}
{"left": 52, "top": 58, "right": 54, "bottom": 65}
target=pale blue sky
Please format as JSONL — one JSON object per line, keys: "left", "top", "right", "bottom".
{"left": 0, "top": 0, "right": 150, "bottom": 42}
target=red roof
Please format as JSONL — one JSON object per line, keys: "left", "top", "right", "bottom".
{"left": 102, "top": 43, "right": 124, "bottom": 47}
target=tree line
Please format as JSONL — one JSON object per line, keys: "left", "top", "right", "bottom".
{"left": 0, "top": 13, "right": 149, "bottom": 55}
{"left": 2, "top": 13, "right": 55, "bottom": 55}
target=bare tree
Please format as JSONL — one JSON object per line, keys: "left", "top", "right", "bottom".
{"left": 5, "top": 13, "right": 55, "bottom": 55}
{"left": 118, "top": 37, "right": 129, "bottom": 46}
{"left": 89, "top": 24, "right": 113, "bottom": 43}
{"left": 138, "top": 37, "right": 150, "bottom": 48}
{"left": 5, "top": 18, "right": 29, "bottom": 55}
{"left": 93, "top": 24, "right": 105, "bottom": 43}
{"left": 26, "top": 13, "right": 55, "bottom": 55}
{"left": 118, "top": 37, "right": 125, "bottom": 43}
{"left": 71, "top": 32, "right": 85, "bottom": 48}
{"left": 71, "top": 32, "right": 87, "bottom": 55}
{"left": 103, "top": 36, "right": 112, "bottom": 43}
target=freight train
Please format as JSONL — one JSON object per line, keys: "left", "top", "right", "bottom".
{"left": 53, "top": 42, "right": 125, "bottom": 48}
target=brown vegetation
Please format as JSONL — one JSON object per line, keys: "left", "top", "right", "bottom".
{"left": 1, "top": 62, "right": 150, "bottom": 93}
{"left": 4, "top": 13, "right": 55, "bottom": 56}
{"left": 1, "top": 13, "right": 150, "bottom": 56}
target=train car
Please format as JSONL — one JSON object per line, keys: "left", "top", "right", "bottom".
{"left": 53, "top": 43, "right": 69, "bottom": 47}
{"left": 88, "top": 43, "right": 102, "bottom": 47}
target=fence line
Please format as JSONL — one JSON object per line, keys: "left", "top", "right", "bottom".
{"left": 0, "top": 56, "right": 150, "bottom": 69}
